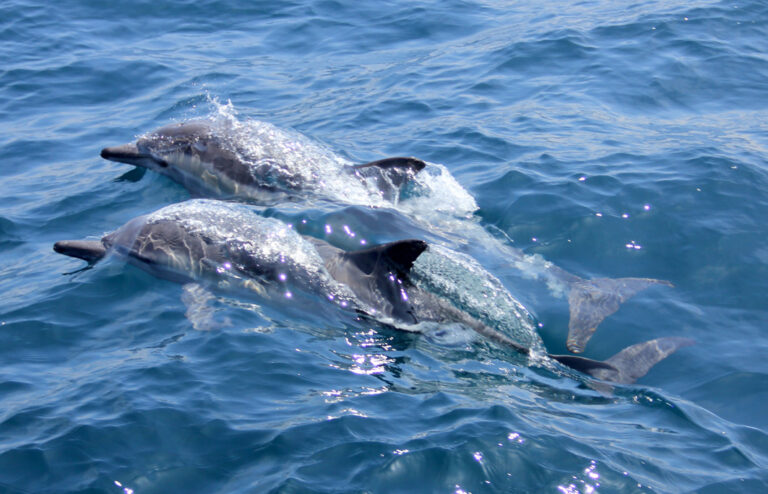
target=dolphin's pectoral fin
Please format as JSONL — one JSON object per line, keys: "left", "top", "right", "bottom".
{"left": 114, "top": 167, "right": 147, "bottom": 183}
{"left": 345, "top": 239, "right": 428, "bottom": 278}
{"left": 181, "top": 283, "right": 231, "bottom": 331}
{"left": 567, "top": 277, "right": 674, "bottom": 353}
{"left": 53, "top": 240, "right": 107, "bottom": 264}
{"left": 550, "top": 337, "right": 693, "bottom": 384}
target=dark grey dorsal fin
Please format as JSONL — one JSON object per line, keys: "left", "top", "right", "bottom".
{"left": 344, "top": 240, "right": 428, "bottom": 279}
{"left": 351, "top": 158, "right": 427, "bottom": 197}
{"left": 353, "top": 157, "right": 427, "bottom": 173}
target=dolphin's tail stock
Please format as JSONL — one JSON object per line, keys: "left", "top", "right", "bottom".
{"left": 566, "top": 277, "right": 674, "bottom": 353}
{"left": 53, "top": 240, "right": 107, "bottom": 264}
{"left": 549, "top": 337, "right": 694, "bottom": 384}
{"left": 473, "top": 317, "right": 692, "bottom": 384}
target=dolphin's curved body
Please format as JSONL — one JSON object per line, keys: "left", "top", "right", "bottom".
{"left": 100, "top": 118, "right": 674, "bottom": 354}
{"left": 101, "top": 120, "right": 426, "bottom": 206}
{"left": 54, "top": 200, "right": 691, "bottom": 385}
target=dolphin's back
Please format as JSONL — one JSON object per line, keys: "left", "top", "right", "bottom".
{"left": 96, "top": 201, "right": 354, "bottom": 304}
{"left": 104, "top": 218, "right": 226, "bottom": 283}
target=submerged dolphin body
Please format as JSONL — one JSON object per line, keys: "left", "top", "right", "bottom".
{"left": 101, "top": 119, "right": 674, "bottom": 354}
{"left": 101, "top": 121, "right": 425, "bottom": 205}
{"left": 54, "top": 200, "right": 691, "bottom": 385}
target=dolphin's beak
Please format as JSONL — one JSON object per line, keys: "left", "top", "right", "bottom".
{"left": 54, "top": 240, "right": 107, "bottom": 264}
{"left": 101, "top": 143, "right": 146, "bottom": 166}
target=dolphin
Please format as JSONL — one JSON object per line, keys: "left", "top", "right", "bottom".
{"left": 53, "top": 200, "right": 691, "bottom": 385}
{"left": 100, "top": 118, "right": 674, "bottom": 354}
{"left": 101, "top": 120, "right": 426, "bottom": 205}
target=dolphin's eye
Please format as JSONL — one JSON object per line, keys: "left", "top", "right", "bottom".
{"left": 156, "top": 159, "right": 169, "bottom": 168}
{"left": 193, "top": 141, "right": 207, "bottom": 153}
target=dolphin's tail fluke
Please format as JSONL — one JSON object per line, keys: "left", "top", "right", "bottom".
{"left": 53, "top": 240, "right": 107, "bottom": 264}
{"left": 566, "top": 277, "right": 674, "bottom": 353}
{"left": 549, "top": 336, "right": 694, "bottom": 384}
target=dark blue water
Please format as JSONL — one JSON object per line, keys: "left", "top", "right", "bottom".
{"left": 2, "top": 1, "right": 767, "bottom": 492}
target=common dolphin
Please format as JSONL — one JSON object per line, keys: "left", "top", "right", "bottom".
{"left": 100, "top": 118, "right": 674, "bottom": 354}
{"left": 53, "top": 200, "right": 691, "bottom": 384}
{"left": 101, "top": 120, "right": 426, "bottom": 205}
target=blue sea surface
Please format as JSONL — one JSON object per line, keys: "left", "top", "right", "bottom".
{"left": 1, "top": 0, "right": 767, "bottom": 492}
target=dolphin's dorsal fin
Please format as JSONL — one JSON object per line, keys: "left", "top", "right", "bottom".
{"left": 353, "top": 157, "right": 426, "bottom": 173}
{"left": 344, "top": 240, "right": 428, "bottom": 278}
{"left": 352, "top": 157, "right": 427, "bottom": 192}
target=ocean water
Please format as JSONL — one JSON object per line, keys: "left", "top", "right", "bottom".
{"left": 1, "top": 0, "right": 767, "bottom": 492}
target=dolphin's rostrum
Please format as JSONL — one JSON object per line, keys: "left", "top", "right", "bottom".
{"left": 54, "top": 200, "right": 692, "bottom": 385}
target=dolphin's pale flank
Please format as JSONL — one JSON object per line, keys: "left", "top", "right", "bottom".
{"left": 54, "top": 200, "right": 691, "bottom": 385}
